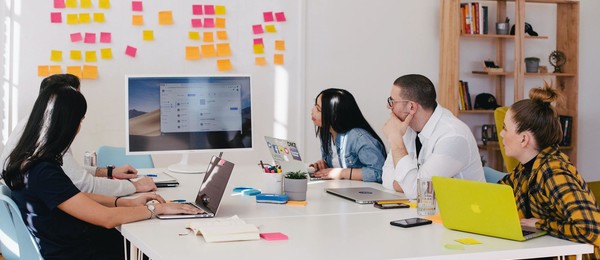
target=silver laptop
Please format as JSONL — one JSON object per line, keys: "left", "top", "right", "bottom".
{"left": 325, "top": 187, "right": 408, "bottom": 204}
{"left": 264, "top": 136, "right": 318, "bottom": 179}
{"left": 157, "top": 156, "right": 234, "bottom": 219}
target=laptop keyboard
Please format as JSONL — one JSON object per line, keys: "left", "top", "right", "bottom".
{"left": 182, "top": 202, "right": 207, "bottom": 214}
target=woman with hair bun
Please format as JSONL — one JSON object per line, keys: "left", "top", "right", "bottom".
{"left": 499, "top": 81, "right": 600, "bottom": 258}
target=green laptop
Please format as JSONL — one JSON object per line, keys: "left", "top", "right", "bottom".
{"left": 432, "top": 176, "right": 546, "bottom": 241}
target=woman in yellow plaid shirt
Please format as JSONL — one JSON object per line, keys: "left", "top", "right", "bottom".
{"left": 499, "top": 82, "right": 600, "bottom": 259}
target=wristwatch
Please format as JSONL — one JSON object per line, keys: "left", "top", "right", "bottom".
{"left": 107, "top": 165, "right": 115, "bottom": 179}
{"left": 146, "top": 204, "right": 156, "bottom": 219}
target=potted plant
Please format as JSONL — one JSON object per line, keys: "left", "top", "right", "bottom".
{"left": 283, "top": 171, "right": 308, "bottom": 201}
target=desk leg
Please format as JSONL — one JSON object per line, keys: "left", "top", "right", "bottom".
{"left": 130, "top": 243, "right": 140, "bottom": 260}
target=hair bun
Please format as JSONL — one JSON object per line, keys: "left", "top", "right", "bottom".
{"left": 529, "top": 80, "right": 558, "bottom": 105}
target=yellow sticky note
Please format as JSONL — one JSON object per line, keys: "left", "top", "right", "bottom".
{"left": 274, "top": 54, "right": 284, "bottom": 65}
{"left": 216, "top": 59, "right": 232, "bottom": 71}
{"left": 66, "top": 66, "right": 82, "bottom": 78}
{"left": 201, "top": 44, "right": 216, "bottom": 58}
{"left": 80, "top": 0, "right": 92, "bottom": 8}
{"left": 132, "top": 15, "right": 143, "bottom": 26}
{"left": 93, "top": 13, "right": 105, "bottom": 23}
{"left": 158, "top": 11, "right": 173, "bottom": 25}
{"left": 275, "top": 40, "right": 286, "bottom": 51}
{"left": 100, "top": 48, "right": 112, "bottom": 59}
{"left": 82, "top": 65, "right": 98, "bottom": 79}
{"left": 79, "top": 13, "right": 91, "bottom": 24}
{"left": 215, "top": 5, "right": 226, "bottom": 15}
{"left": 70, "top": 50, "right": 82, "bottom": 60}
{"left": 66, "top": 14, "right": 79, "bottom": 24}
{"left": 216, "top": 31, "right": 228, "bottom": 41}
{"left": 65, "top": 0, "right": 77, "bottom": 8}
{"left": 189, "top": 31, "right": 200, "bottom": 40}
{"left": 253, "top": 44, "right": 264, "bottom": 54}
{"left": 255, "top": 57, "right": 267, "bottom": 66}
{"left": 51, "top": 50, "right": 62, "bottom": 62}
{"left": 286, "top": 201, "right": 307, "bottom": 206}
{"left": 215, "top": 18, "right": 226, "bottom": 29}
{"left": 455, "top": 238, "right": 482, "bottom": 245}
{"left": 265, "top": 24, "right": 277, "bottom": 33}
{"left": 216, "top": 43, "right": 231, "bottom": 57}
{"left": 38, "top": 66, "right": 50, "bottom": 77}
{"left": 143, "top": 30, "right": 154, "bottom": 41}
{"left": 99, "top": 0, "right": 110, "bottom": 9}
{"left": 186, "top": 46, "right": 201, "bottom": 60}
{"left": 85, "top": 51, "right": 97, "bottom": 62}
{"left": 203, "top": 32, "right": 214, "bottom": 43}
{"left": 49, "top": 65, "right": 62, "bottom": 75}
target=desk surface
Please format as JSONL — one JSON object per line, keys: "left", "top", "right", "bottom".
{"left": 121, "top": 166, "right": 593, "bottom": 260}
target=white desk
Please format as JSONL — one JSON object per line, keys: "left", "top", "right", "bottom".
{"left": 121, "top": 166, "right": 594, "bottom": 260}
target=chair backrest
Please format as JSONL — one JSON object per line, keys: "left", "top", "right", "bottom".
{"left": 96, "top": 146, "right": 154, "bottom": 169}
{"left": 483, "top": 166, "right": 507, "bottom": 184}
{"left": 494, "top": 107, "right": 520, "bottom": 172}
{"left": 0, "top": 184, "right": 43, "bottom": 260}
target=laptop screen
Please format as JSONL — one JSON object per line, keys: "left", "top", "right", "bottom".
{"left": 194, "top": 156, "right": 235, "bottom": 214}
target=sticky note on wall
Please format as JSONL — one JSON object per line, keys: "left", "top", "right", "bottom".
{"left": 158, "top": 11, "right": 173, "bottom": 25}
{"left": 67, "top": 66, "right": 82, "bottom": 78}
{"left": 186, "top": 46, "right": 201, "bottom": 60}
{"left": 70, "top": 50, "right": 82, "bottom": 60}
{"left": 51, "top": 50, "right": 63, "bottom": 62}
{"left": 217, "top": 59, "right": 232, "bottom": 71}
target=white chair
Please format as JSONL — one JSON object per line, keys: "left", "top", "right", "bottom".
{"left": 0, "top": 183, "right": 43, "bottom": 260}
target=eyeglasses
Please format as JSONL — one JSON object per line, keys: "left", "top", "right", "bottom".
{"left": 387, "top": 96, "right": 411, "bottom": 107}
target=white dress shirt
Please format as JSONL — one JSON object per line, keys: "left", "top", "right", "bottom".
{"left": 382, "top": 105, "right": 485, "bottom": 199}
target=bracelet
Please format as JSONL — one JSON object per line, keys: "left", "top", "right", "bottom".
{"left": 349, "top": 168, "right": 353, "bottom": 180}
{"left": 114, "top": 197, "right": 121, "bottom": 207}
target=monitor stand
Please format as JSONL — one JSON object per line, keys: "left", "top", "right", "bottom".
{"left": 167, "top": 153, "right": 205, "bottom": 174}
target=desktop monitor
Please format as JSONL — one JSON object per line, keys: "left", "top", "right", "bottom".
{"left": 126, "top": 75, "right": 252, "bottom": 173}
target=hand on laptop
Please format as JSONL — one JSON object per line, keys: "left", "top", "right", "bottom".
{"left": 309, "top": 160, "right": 328, "bottom": 172}
{"left": 119, "top": 193, "right": 167, "bottom": 207}
{"left": 155, "top": 203, "right": 205, "bottom": 215}
{"left": 113, "top": 164, "right": 139, "bottom": 179}
{"left": 312, "top": 168, "right": 344, "bottom": 180}
{"left": 132, "top": 177, "right": 158, "bottom": 192}
{"left": 520, "top": 218, "right": 539, "bottom": 228}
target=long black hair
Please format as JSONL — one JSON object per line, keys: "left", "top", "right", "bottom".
{"left": 2, "top": 83, "right": 87, "bottom": 189}
{"left": 315, "top": 88, "right": 385, "bottom": 156}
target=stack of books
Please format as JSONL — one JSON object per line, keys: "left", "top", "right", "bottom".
{"left": 460, "top": 2, "right": 488, "bottom": 35}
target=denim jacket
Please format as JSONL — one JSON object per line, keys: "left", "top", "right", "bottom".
{"left": 321, "top": 128, "right": 386, "bottom": 183}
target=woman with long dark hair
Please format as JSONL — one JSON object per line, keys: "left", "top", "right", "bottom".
{"left": 309, "top": 88, "right": 386, "bottom": 182}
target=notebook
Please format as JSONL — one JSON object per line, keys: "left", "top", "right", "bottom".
{"left": 157, "top": 156, "right": 234, "bottom": 220}
{"left": 325, "top": 187, "right": 408, "bottom": 204}
{"left": 132, "top": 171, "right": 179, "bottom": 187}
{"left": 432, "top": 176, "right": 546, "bottom": 241}
{"left": 264, "top": 136, "right": 318, "bottom": 178}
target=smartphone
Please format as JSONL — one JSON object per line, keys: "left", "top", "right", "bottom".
{"left": 374, "top": 203, "right": 409, "bottom": 209}
{"left": 390, "top": 218, "right": 432, "bottom": 228}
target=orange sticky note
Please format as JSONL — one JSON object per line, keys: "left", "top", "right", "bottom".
{"left": 143, "top": 30, "right": 154, "bottom": 41}
{"left": 286, "top": 201, "right": 307, "bottom": 206}
{"left": 253, "top": 44, "right": 264, "bottom": 54}
{"left": 38, "top": 66, "right": 50, "bottom": 77}
{"left": 215, "top": 18, "right": 226, "bottom": 28}
{"left": 85, "top": 51, "right": 97, "bottom": 62}
{"left": 255, "top": 57, "right": 267, "bottom": 66}
{"left": 215, "top": 5, "right": 226, "bottom": 15}
{"left": 189, "top": 31, "right": 200, "bottom": 40}
{"left": 186, "top": 46, "right": 201, "bottom": 60}
{"left": 216, "top": 59, "right": 232, "bottom": 71}
{"left": 275, "top": 40, "right": 285, "bottom": 51}
{"left": 201, "top": 44, "right": 216, "bottom": 58}
{"left": 49, "top": 65, "right": 62, "bottom": 75}
{"left": 65, "top": 0, "right": 77, "bottom": 8}
{"left": 216, "top": 43, "right": 231, "bottom": 57}
{"left": 274, "top": 54, "right": 284, "bottom": 65}
{"left": 66, "top": 66, "right": 82, "bottom": 78}
{"left": 216, "top": 31, "right": 228, "bottom": 40}
{"left": 265, "top": 24, "right": 277, "bottom": 33}
{"left": 79, "top": 13, "right": 91, "bottom": 24}
{"left": 158, "top": 11, "right": 173, "bottom": 25}
{"left": 203, "top": 32, "right": 214, "bottom": 43}
{"left": 93, "top": 13, "right": 105, "bottom": 23}
{"left": 99, "top": 0, "right": 110, "bottom": 9}
{"left": 132, "top": 15, "right": 143, "bottom": 26}
{"left": 80, "top": 0, "right": 92, "bottom": 8}
{"left": 70, "top": 50, "right": 82, "bottom": 60}
{"left": 100, "top": 48, "right": 112, "bottom": 59}
{"left": 66, "top": 14, "right": 78, "bottom": 24}
{"left": 51, "top": 50, "right": 62, "bottom": 62}
{"left": 82, "top": 65, "right": 98, "bottom": 79}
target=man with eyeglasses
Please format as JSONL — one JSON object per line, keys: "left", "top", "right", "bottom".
{"left": 381, "top": 74, "right": 485, "bottom": 199}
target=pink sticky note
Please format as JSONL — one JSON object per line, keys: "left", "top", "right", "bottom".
{"left": 192, "top": 4, "right": 203, "bottom": 15}
{"left": 252, "top": 24, "right": 264, "bottom": 34}
{"left": 253, "top": 38, "right": 263, "bottom": 45}
{"left": 125, "top": 45, "right": 137, "bottom": 57}
{"left": 132, "top": 1, "right": 143, "bottom": 12}
{"left": 275, "top": 12, "right": 286, "bottom": 22}
{"left": 51, "top": 12, "right": 62, "bottom": 23}
{"left": 54, "top": 0, "right": 66, "bottom": 8}
{"left": 204, "top": 5, "right": 215, "bottom": 15}
{"left": 70, "top": 32, "right": 82, "bottom": 42}
{"left": 191, "top": 19, "right": 202, "bottom": 28}
{"left": 100, "top": 32, "right": 111, "bottom": 43}
{"left": 260, "top": 232, "right": 288, "bottom": 241}
{"left": 204, "top": 18, "right": 215, "bottom": 28}
{"left": 263, "top": 12, "right": 274, "bottom": 22}
{"left": 84, "top": 33, "right": 96, "bottom": 43}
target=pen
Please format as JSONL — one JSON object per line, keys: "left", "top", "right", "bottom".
{"left": 170, "top": 199, "right": 186, "bottom": 203}
{"left": 143, "top": 174, "right": 158, "bottom": 177}
{"left": 260, "top": 160, "right": 265, "bottom": 169}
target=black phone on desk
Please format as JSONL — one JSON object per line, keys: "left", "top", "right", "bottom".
{"left": 374, "top": 203, "right": 409, "bottom": 209}
{"left": 390, "top": 218, "right": 432, "bottom": 228}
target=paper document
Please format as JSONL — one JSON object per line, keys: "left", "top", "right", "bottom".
{"left": 186, "top": 216, "right": 259, "bottom": 243}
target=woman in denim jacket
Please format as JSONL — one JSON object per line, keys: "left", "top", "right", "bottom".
{"left": 309, "top": 88, "right": 386, "bottom": 183}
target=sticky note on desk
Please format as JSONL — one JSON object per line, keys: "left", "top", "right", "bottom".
{"left": 260, "top": 232, "right": 288, "bottom": 241}
{"left": 286, "top": 201, "right": 307, "bottom": 206}
{"left": 455, "top": 238, "right": 482, "bottom": 245}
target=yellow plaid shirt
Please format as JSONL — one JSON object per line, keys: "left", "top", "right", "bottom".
{"left": 500, "top": 145, "right": 600, "bottom": 259}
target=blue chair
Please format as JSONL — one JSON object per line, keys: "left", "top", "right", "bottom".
{"left": 0, "top": 184, "right": 43, "bottom": 260}
{"left": 96, "top": 146, "right": 154, "bottom": 169}
{"left": 483, "top": 166, "right": 507, "bottom": 184}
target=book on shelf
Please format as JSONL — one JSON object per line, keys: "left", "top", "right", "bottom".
{"left": 458, "top": 80, "right": 473, "bottom": 111}
{"left": 559, "top": 115, "right": 573, "bottom": 146}
{"left": 460, "top": 2, "right": 488, "bottom": 35}
{"left": 186, "top": 216, "right": 260, "bottom": 243}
